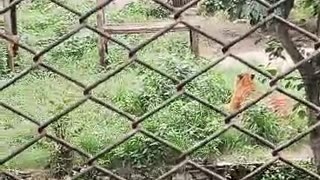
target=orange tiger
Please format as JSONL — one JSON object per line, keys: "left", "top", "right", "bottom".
{"left": 227, "top": 72, "right": 295, "bottom": 118}
{"left": 228, "top": 72, "right": 256, "bottom": 113}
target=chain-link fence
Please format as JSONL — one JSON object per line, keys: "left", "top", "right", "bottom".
{"left": 1, "top": 0, "right": 320, "bottom": 179}
{"left": 167, "top": 0, "right": 193, "bottom": 7}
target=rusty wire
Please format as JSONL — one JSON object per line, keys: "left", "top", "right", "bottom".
{"left": 1, "top": 0, "right": 320, "bottom": 179}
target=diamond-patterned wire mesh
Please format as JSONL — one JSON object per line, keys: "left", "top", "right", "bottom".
{"left": 1, "top": 0, "right": 320, "bottom": 179}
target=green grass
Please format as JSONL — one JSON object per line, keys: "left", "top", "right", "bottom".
{"left": 291, "top": 0, "right": 316, "bottom": 21}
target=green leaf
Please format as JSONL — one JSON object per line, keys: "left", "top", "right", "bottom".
{"left": 292, "top": 102, "right": 300, "bottom": 111}
{"left": 285, "top": 81, "right": 291, "bottom": 88}
{"left": 297, "top": 83, "right": 304, "bottom": 91}
{"left": 266, "top": 68, "right": 278, "bottom": 76}
{"left": 297, "top": 109, "right": 307, "bottom": 119}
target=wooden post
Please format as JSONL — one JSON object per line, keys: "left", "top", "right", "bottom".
{"left": 96, "top": 0, "right": 107, "bottom": 66}
{"left": 3, "top": 0, "right": 18, "bottom": 72}
{"left": 189, "top": 28, "right": 199, "bottom": 57}
{"left": 9, "top": 0, "right": 18, "bottom": 57}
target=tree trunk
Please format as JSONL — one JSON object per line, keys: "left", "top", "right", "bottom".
{"left": 305, "top": 77, "right": 320, "bottom": 172}
{"left": 275, "top": 0, "right": 320, "bottom": 173}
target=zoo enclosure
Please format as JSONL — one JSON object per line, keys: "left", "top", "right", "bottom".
{"left": 1, "top": 0, "right": 320, "bottom": 179}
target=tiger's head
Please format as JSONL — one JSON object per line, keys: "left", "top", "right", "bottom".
{"left": 228, "top": 72, "right": 256, "bottom": 112}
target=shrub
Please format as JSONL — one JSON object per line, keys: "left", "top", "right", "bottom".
{"left": 258, "top": 161, "right": 316, "bottom": 180}
{"left": 199, "top": 0, "right": 246, "bottom": 19}
{"left": 107, "top": 0, "right": 170, "bottom": 23}
{"left": 92, "top": 34, "right": 232, "bottom": 167}
{"left": 242, "top": 104, "right": 285, "bottom": 144}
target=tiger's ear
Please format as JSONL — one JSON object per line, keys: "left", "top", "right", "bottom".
{"left": 250, "top": 73, "right": 255, "bottom": 80}
{"left": 237, "top": 73, "right": 244, "bottom": 79}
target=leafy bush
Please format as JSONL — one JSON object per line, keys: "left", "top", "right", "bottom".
{"left": 90, "top": 34, "right": 232, "bottom": 166}
{"left": 242, "top": 105, "right": 285, "bottom": 144}
{"left": 107, "top": 0, "right": 170, "bottom": 23}
{"left": 258, "top": 161, "right": 317, "bottom": 180}
{"left": 199, "top": 0, "right": 267, "bottom": 26}
{"left": 199, "top": 0, "right": 246, "bottom": 19}
{"left": 217, "top": 161, "right": 316, "bottom": 179}
{"left": 300, "top": 0, "right": 319, "bottom": 16}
